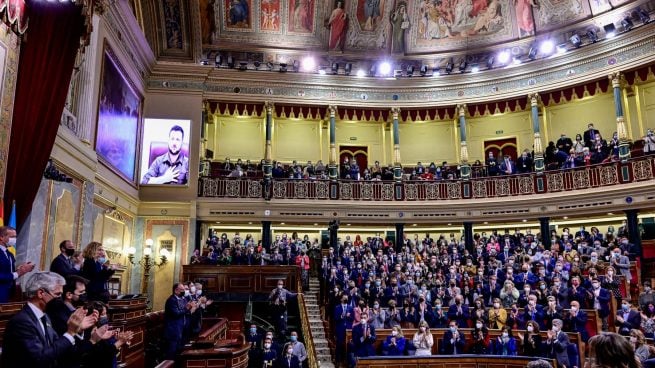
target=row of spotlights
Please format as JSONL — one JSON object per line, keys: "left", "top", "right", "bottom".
{"left": 201, "top": 9, "right": 651, "bottom": 75}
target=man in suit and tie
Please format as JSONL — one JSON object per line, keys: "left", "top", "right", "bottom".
{"left": 583, "top": 123, "right": 600, "bottom": 148}
{"left": 50, "top": 240, "right": 80, "bottom": 278}
{"left": 46, "top": 275, "right": 88, "bottom": 335}
{"left": 164, "top": 282, "right": 197, "bottom": 360}
{"left": 278, "top": 343, "right": 301, "bottom": 368}
{"left": 616, "top": 299, "right": 641, "bottom": 336}
{"left": 1, "top": 271, "right": 99, "bottom": 368}
{"left": 351, "top": 312, "right": 376, "bottom": 363}
{"left": 546, "top": 319, "right": 570, "bottom": 368}
{"left": 499, "top": 154, "right": 516, "bottom": 175}
{"left": 588, "top": 278, "right": 611, "bottom": 331}
{"left": 334, "top": 295, "right": 354, "bottom": 366}
{"left": 0, "top": 226, "right": 35, "bottom": 303}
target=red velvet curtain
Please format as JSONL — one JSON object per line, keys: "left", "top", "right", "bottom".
{"left": 3, "top": 1, "right": 85, "bottom": 229}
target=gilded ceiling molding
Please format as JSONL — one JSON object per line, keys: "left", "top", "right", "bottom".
{"left": 148, "top": 25, "right": 655, "bottom": 107}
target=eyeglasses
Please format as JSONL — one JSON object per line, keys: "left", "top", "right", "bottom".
{"left": 41, "top": 288, "right": 62, "bottom": 299}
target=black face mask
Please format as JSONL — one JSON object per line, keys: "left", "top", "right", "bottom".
{"left": 74, "top": 294, "right": 88, "bottom": 307}
{"left": 65, "top": 248, "right": 75, "bottom": 257}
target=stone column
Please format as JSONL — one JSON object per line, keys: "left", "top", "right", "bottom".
{"left": 262, "top": 221, "right": 272, "bottom": 250}
{"left": 74, "top": 14, "right": 101, "bottom": 144}
{"left": 539, "top": 217, "right": 551, "bottom": 249}
{"left": 609, "top": 72, "right": 631, "bottom": 161}
{"left": 457, "top": 104, "right": 470, "bottom": 179}
{"left": 463, "top": 222, "right": 474, "bottom": 253}
{"left": 391, "top": 108, "right": 402, "bottom": 182}
{"left": 529, "top": 93, "right": 545, "bottom": 173}
{"left": 395, "top": 223, "right": 404, "bottom": 250}
{"left": 625, "top": 209, "right": 641, "bottom": 252}
{"left": 263, "top": 102, "right": 273, "bottom": 180}
{"left": 328, "top": 105, "right": 338, "bottom": 181}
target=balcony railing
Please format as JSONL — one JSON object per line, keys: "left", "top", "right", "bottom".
{"left": 198, "top": 156, "right": 655, "bottom": 201}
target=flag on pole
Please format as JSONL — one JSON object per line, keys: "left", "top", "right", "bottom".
{"left": 7, "top": 200, "right": 16, "bottom": 256}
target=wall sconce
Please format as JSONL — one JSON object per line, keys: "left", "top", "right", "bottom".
{"left": 129, "top": 239, "right": 172, "bottom": 295}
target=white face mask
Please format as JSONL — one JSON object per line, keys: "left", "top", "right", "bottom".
{"left": 527, "top": 325, "right": 534, "bottom": 332}
{"left": 196, "top": 290, "right": 202, "bottom": 296}
{"left": 476, "top": 323, "right": 483, "bottom": 329}
{"left": 391, "top": 331, "right": 398, "bottom": 336}
{"left": 7, "top": 237, "right": 16, "bottom": 247}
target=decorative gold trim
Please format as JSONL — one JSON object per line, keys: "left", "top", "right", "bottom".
{"left": 617, "top": 115, "right": 628, "bottom": 141}
{"left": 609, "top": 71, "right": 624, "bottom": 89}
{"left": 528, "top": 92, "right": 540, "bottom": 107}
{"left": 40, "top": 181, "right": 54, "bottom": 271}
{"left": 457, "top": 104, "right": 467, "bottom": 117}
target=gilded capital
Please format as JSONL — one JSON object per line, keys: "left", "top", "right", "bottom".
{"left": 456, "top": 104, "right": 467, "bottom": 117}
{"left": 528, "top": 92, "right": 540, "bottom": 107}
{"left": 265, "top": 101, "right": 274, "bottom": 114}
{"left": 608, "top": 71, "right": 623, "bottom": 89}
{"left": 328, "top": 105, "right": 337, "bottom": 118}
{"left": 391, "top": 107, "right": 401, "bottom": 119}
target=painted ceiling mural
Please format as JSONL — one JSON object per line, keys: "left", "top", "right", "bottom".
{"left": 198, "top": 0, "right": 638, "bottom": 56}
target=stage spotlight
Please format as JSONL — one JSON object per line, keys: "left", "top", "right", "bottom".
{"left": 254, "top": 61, "right": 261, "bottom": 69}
{"left": 556, "top": 43, "right": 567, "bottom": 54}
{"left": 379, "top": 61, "right": 392, "bottom": 76}
{"left": 445, "top": 59, "right": 454, "bottom": 74}
{"left": 331, "top": 62, "right": 339, "bottom": 74}
{"left": 239, "top": 61, "right": 248, "bottom": 70}
{"left": 569, "top": 34, "right": 582, "bottom": 47}
{"left": 540, "top": 39, "right": 555, "bottom": 54}
{"left": 293, "top": 60, "right": 300, "bottom": 72}
{"left": 420, "top": 65, "right": 428, "bottom": 76}
{"left": 621, "top": 17, "right": 634, "bottom": 31}
{"left": 356, "top": 69, "right": 366, "bottom": 78}
{"left": 497, "top": 50, "right": 511, "bottom": 64}
{"left": 486, "top": 55, "right": 495, "bottom": 68}
{"left": 394, "top": 70, "right": 403, "bottom": 78}
{"left": 638, "top": 8, "right": 651, "bottom": 24}
{"left": 528, "top": 44, "right": 538, "bottom": 60}
{"left": 586, "top": 29, "right": 598, "bottom": 43}
{"left": 227, "top": 56, "right": 235, "bottom": 68}
{"left": 604, "top": 23, "right": 616, "bottom": 38}
{"left": 407, "top": 65, "right": 415, "bottom": 77}
{"left": 344, "top": 63, "right": 352, "bottom": 75}
{"left": 215, "top": 54, "right": 223, "bottom": 67}
{"left": 318, "top": 68, "right": 326, "bottom": 75}
{"left": 279, "top": 63, "right": 288, "bottom": 72}
{"left": 471, "top": 64, "right": 480, "bottom": 73}
{"left": 301, "top": 56, "right": 316, "bottom": 72}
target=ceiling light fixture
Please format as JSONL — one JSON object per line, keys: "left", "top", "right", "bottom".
{"left": 379, "top": 61, "right": 392, "bottom": 76}
{"left": 539, "top": 40, "right": 555, "bottom": 54}
{"left": 497, "top": 50, "right": 511, "bottom": 64}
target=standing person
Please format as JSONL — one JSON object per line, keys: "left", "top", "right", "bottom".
{"left": 262, "top": 336, "right": 278, "bottom": 368}
{"left": 520, "top": 320, "right": 543, "bottom": 357}
{"left": 50, "top": 240, "right": 80, "bottom": 278}
{"left": 269, "top": 280, "right": 298, "bottom": 337}
{"left": 278, "top": 343, "right": 301, "bottom": 368}
{"left": 295, "top": 251, "right": 310, "bottom": 291}
{"left": 1, "top": 271, "right": 99, "bottom": 368}
{"left": 413, "top": 320, "right": 434, "bottom": 356}
{"left": 491, "top": 326, "right": 518, "bottom": 355}
{"left": 46, "top": 275, "right": 88, "bottom": 335}
{"left": 0, "top": 226, "right": 35, "bottom": 303}
{"left": 442, "top": 320, "right": 465, "bottom": 355}
{"left": 334, "top": 295, "right": 354, "bottom": 365}
{"left": 546, "top": 319, "right": 569, "bottom": 368}
{"left": 382, "top": 325, "right": 406, "bottom": 355}
{"left": 81, "top": 242, "right": 115, "bottom": 303}
{"left": 164, "top": 282, "right": 196, "bottom": 360}
{"left": 287, "top": 330, "right": 307, "bottom": 364}
{"left": 351, "top": 312, "right": 376, "bottom": 364}
{"left": 471, "top": 318, "right": 490, "bottom": 354}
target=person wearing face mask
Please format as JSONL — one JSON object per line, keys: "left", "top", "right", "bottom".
{"left": 287, "top": 330, "right": 307, "bottom": 363}
{"left": 46, "top": 275, "right": 89, "bottom": 336}
{"left": 520, "top": 321, "right": 543, "bottom": 357}
{"left": 0, "top": 226, "right": 35, "bottom": 303}
{"left": 164, "top": 282, "right": 197, "bottom": 360}
{"left": 487, "top": 297, "right": 507, "bottom": 329}
{"left": 50, "top": 240, "right": 81, "bottom": 278}
{"left": 2, "top": 271, "right": 100, "bottom": 368}
{"left": 616, "top": 299, "right": 641, "bottom": 336}
{"left": 334, "top": 295, "right": 353, "bottom": 365}
{"left": 447, "top": 295, "right": 470, "bottom": 327}
{"left": 81, "top": 301, "right": 134, "bottom": 368}
{"left": 586, "top": 277, "right": 611, "bottom": 331}
{"left": 81, "top": 242, "right": 115, "bottom": 303}
{"left": 491, "top": 325, "right": 517, "bottom": 356}
{"left": 601, "top": 266, "right": 622, "bottom": 309}
{"left": 350, "top": 312, "right": 376, "bottom": 363}
{"left": 382, "top": 325, "right": 406, "bottom": 356}
{"left": 562, "top": 300, "right": 589, "bottom": 342}
{"left": 628, "top": 329, "right": 650, "bottom": 363}
{"left": 246, "top": 323, "right": 263, "bottom": 366}
{"left": 609, "top": 247, "right": 632, "bottom": 293}
{"left": 639, "top": 281, "right": 655, "bottom": 311}
{"left": 546, "top": 319, "right": 569, "bottom": 367}
{"left": 269, "top": 281, "right": 298, "bottom": 337}
{"left": 280, "top": 343, "right": 301, "bottom": 368}
{"left": 470, "top": 318, "right": 489, "bottom": 355}
{"left": 441, "top": 321, "right": 464, "bottom": 355}
{"left": 261, "top": 337, "right": 278, "bottom": 368}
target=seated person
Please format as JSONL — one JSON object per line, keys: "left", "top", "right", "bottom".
{"left": 382, "top": 325, "right": 406, "bottom": 356}
{"left": 413, "top": 320, "right": 434, "bottom": 356}
{"left": 471, "top": 318, "right": 490, "bottom": 355}
{"left": 442, "top": 320, "right": 466, "bottom": 355}
{"left": 491, "top": 326, "right": 518, "bottom": 356}
{"left": 519, "top": 320, "right": 544, "bottom": 357}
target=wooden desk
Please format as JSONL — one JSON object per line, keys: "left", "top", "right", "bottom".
{"left": 356, "top": 355, "right": 556, "bottom": 368}
{"left": 179, "top": 341, "right": 250, "bottom": 368}
{"left": 182, "top": 265, "right": 300, "bottom": 294}
{"left": 0, "top": 302, "right": 24, "bottom": 347}
{"left": 107, "top": 297, "right": 148, "bottom": 368}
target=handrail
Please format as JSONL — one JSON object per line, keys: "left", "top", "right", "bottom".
{"left": 198, "top": 155, "right": 655, "bottom": 200}
{"left": 297, "top": 278, "right": 319, "bottom": 368}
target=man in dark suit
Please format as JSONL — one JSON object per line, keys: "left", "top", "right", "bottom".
{"left": 563, "top": 301, "right": 589, "bottom": 342}
{"left": 334, "top": 295, "right": 354, "bottom": 365}
{"left": 556, "top": 134, "right": 573, "bottom": 153}
{"left": 50, "top": 240, "right": 80, "bottom": 278}
{"left": 351, "top": 312, "right": 376, "bottom": 360}
{"left": 583, "top": 123, "right": 600, "bottom": 148}
{"left": 164, "top": 282, "right": 196, "bottom": 360}
{"left": 516, "top": 151, "right": 533, "bottom": 174}
{"left": 546, "top": 319, "right": 570, "bottom": 368}
{"left": 442, "top": 320, "right": 466, "bottom": 354}
{"left": 447, "top": 295, "right": 469, "bottom": 327}
{"left": 46, "top": 275, "right": 88, "bottom": 335}
{"left": 589, "top": 278, "right": 611, "bottom": 331}
{"left": 278, "top": 343, "right": 301, "bottom": 368}
{"left": 616, "top": 299, "right": 641, "bottom": 336}
{"left": 0, "top": 226, "right": 35, "bottom": 303}
{"left": 2, "top": 271, "right": 98, "bottom": 368}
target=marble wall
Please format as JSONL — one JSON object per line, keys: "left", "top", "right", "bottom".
{"left": 0, "top": 23, "right": 20, "bottom": 198}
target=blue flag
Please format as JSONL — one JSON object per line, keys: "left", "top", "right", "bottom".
{"left": 8, "top": 200, "right": 16, "bottom": 229}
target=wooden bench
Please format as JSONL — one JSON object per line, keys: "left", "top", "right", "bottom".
{"left": 195, "top": 317, "right": 228, "bottom": 344}
{"left": 178, "top": 334, "right": 250, "bottom": 368}
{"left": 346, "top": 327, "right": 582, "bottom": 365}
{"left": 356, "top": 354, "right": 557, "bottom": 368}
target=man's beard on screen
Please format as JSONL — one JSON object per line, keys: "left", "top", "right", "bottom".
{"left": 169, "top": 147, "right": 181, "bottom": 156}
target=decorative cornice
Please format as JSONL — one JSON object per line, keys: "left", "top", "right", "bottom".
{"left": 147, "top": 25, "right": 655, "bottom": 107}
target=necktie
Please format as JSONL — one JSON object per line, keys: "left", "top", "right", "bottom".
{"left": 40, "top": 315, "right": 52, "bottom": 347}
{"left": 2, "top": 249, "right": 13, "bottom": 271}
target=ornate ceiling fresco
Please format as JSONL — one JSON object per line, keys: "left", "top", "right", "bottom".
{"left": 195, "top": 0, "right": 640, "bottom": 59}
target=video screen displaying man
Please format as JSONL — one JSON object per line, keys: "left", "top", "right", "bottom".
{"left": 141, "top": 124, "right": 189, "bottom": 185}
